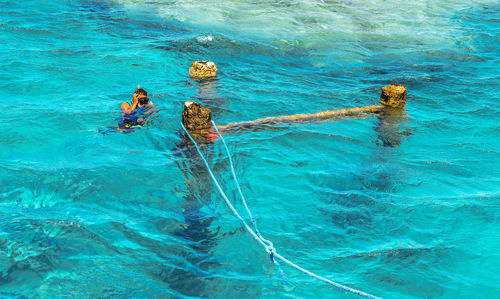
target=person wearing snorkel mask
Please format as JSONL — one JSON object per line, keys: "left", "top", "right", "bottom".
{"left": 119, "top": 85, "right": 156, "bottom": 129}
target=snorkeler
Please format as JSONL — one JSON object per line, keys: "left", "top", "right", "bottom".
{"left": 119, "top": 85, "right": 157, "bottom": 129}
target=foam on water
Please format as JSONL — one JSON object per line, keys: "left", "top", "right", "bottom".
{"left": 0, "top": 0, "right": 499, "bottom": 298}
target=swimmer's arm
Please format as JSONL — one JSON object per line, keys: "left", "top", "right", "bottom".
{"left": 137, "top": 103, "right": 159, "bottom": 125}
{"left": 121, "top": 94, "right": 139, "bottom": 114}
{"left": 144, "top": 102, "right": 159, "bottom": 118}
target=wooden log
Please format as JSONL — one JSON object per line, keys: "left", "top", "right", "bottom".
{"left": 181, "top": 84, "right": 407, "bottom": 134}
{"left": 217, "top": 104, "right": 385, "bottom": 132}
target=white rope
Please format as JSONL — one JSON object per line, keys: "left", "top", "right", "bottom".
{"left": 211, "top": 122, "right": 274, "bottom": 245}
{"left": 211, "top": 121, "right": 287, "bottom": 280}
{"left": 181, "top": 121, "right": 381, "bottom": 299}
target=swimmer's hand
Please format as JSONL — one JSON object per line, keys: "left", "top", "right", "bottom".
{"left": 130, "top": 84, "right": 140, "bottom": 107}
{"left": 121, "top": 88, "right": 140, "bottom": 114}
{"left": 132, "top": 93, "right": 139, "bottom": 106}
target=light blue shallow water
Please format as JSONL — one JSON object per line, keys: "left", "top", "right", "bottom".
{"left": 1, "top": 0, "right": 499, "bottom": 298}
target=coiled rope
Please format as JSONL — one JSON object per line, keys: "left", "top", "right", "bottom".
{"left": 181, "top": 120, "right": 381, "bottom": 299}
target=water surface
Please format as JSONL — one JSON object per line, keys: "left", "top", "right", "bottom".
{"left": 0, "top": 0, "right": 499, "bottom": 298}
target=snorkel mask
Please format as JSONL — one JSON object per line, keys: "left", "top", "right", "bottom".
{"left": 138, "top": 96, "right": 149, "bottom": 106}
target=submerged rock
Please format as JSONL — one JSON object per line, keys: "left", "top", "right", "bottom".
{"left": 189, "top": 61, "right": 218, "bottom": 79}
{"left": 182, "top": 101, "right": 212, "bottom": 132}
{"left": 379, "top": 84, "right": 407, "bottom": 108}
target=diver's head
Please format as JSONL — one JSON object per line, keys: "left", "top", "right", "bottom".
{"left": 135, "top": 87, "right": 149, "bottom": 106}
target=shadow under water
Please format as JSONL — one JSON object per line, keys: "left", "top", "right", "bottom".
{"left": 162, "top": 132, "right": 222, "bottom": 297}
{"left": 374, "top": 108, "right": 411, "bottom": 148}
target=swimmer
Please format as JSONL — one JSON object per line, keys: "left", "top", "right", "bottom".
{"left": 119, "top": 85, "right": 157, "bottom": 129}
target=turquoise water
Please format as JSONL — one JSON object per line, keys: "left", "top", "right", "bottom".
{"left": 1, "top": 0, "right": 499, "bottom": 298}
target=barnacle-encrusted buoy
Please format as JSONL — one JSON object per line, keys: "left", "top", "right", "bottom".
{"left": 182, "top": 101, "right": 212, "bottom": 132}
{"left": 379, "top": 84, "right": 407, "bottom": 108}
{"left": 189, "top": 61, "right": 218, "bottom": 79}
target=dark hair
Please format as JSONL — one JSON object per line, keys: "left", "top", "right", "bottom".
{"left": 135, "top": 88, "right": 148, "bottom": 96}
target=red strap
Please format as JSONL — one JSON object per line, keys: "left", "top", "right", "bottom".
{"left": 206, "top": 129, "right": 222, "bottom": 142}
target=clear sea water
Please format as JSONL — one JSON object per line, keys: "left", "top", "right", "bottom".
{"left": 1, "top": 0, "right": 499, "bottom": 298}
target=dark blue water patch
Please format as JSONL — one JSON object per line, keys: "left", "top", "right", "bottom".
{"left": 74, "top": 0, "right": 120, "bottom": 15}
{"left": 73, "top": 0, "right": 192, "bottom": 40}
{"left": 152, "top": 33, "right": 314, "bottom": 73}
{"left": 0, "top": 292, "right": 27, "bottom": 299}
{"left": 315, "top": 195, "right": 498, "bottom": 297}
{"left": 0, "top": 217, "right": 74, "bottom": 295}
{"left": 0, "top": 206, "right": 226, "bottom": 297}
{"left": 0, "top": 165, "right": 102, "bottom": 209}
{"left": 452, "top": 4, "right": 500, "bottom": 55}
